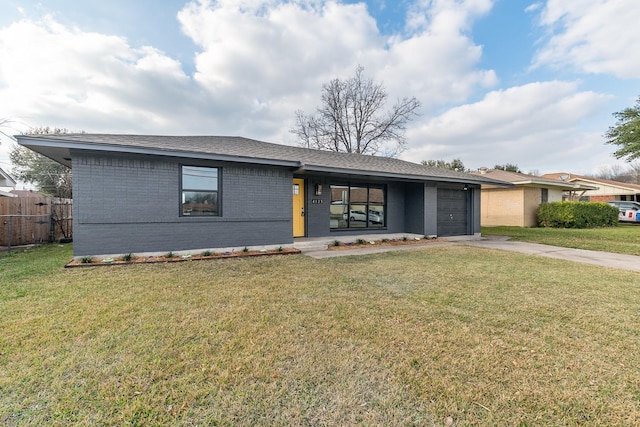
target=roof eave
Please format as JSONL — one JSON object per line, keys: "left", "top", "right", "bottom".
{"left": 565, "top": 177, "right": 640, "bottom": 191}
{"left": 514, "top": 180, "right": 599, "bottom": 190}
{"left": 16, "top": 136, "right": 303, "bottom": 169}
{"left": 299, "top": 165, "right": 513, "bottom": 186}
{"left": 0, "top": 169, "right": 16, "bottom": 187}
{"left": 16, "top": 135, "right": 512, "bottom": 185}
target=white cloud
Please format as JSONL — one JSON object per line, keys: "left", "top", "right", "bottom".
{"left": 401, "top": 81, "right": 614, "bottom": 174}
{"left": 525, "top": 3, "right": 543, "bottom": 13}
{"left": 0, "top": 16, "right": 200, "bottom": 133}
{"left": 176, "top": 0, "right": 387, "bottom": 137}
{"left": 176, "top": 0, "right": 498, "bottom": 139}
{"left": 532, "top": 0, "right": 640, "bottom": 78}
{"left": 0, "top": 0, "right": 497, "bottom": 140}
{"left": 0, "top": 0, "right": 500, "bottom": 170}
{"left": 0, "top": 0, "right": 624, "bottom": 177}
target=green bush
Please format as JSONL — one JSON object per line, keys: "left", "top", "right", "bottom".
{"left": 537, "top": 201, "right": 618, "bottom": 228}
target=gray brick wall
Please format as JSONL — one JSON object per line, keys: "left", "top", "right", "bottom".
{"left": 385, "top": 182, "right": 406, "bottom": 233}
{"left": 72, "top": 152, "right": 293, "bottom": 256}
{"left": 304, "top": 176, "right": 331, "bottom": 237}
{"left": 70, "top": 151, "right": 482, "bottom": 256}
{"left": 404, "top": 182, "right": 425, "bottom": 234}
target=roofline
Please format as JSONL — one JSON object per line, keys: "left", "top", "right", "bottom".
{"left": 512, "top": 180, "right": 598, "bottom": 190}
{"left": 0, "top": 167, "right": 16, "bottom": 186}
{"left": 471, "top": 171, "right": 598, "bottom": 190}
{"left": 566, "top": 176, "right": 640, "bottom": 191}
{"left": 299, "top": 164, "right": 511, "bottom": 185}
{"left": 16, "top": 135, "right": 303, "bottom": 169}
{"left": 16, "top": 134, "right": 512, "bottom": 186}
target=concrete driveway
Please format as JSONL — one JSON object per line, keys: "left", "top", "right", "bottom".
{"left": 462, "top": 237, "right": 640, "bottom": 272}
{"left": 301, "top": 235, "right": 640, "bottom": 273}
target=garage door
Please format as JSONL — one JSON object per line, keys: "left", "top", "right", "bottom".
{"left": 437, "top": 188, "right": 468, "bottom": 236}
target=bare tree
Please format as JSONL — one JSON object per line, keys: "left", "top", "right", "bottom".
{"left": 594, "top": 164, "right": 628, "bottom": 181}
{"left": 628, "top": 161, "right": 640, "bottom": 184}
{"left": 291, "top": 66, "right": 421, "bottom": 156}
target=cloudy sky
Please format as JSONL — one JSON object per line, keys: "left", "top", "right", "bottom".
{"left": 1, "top": 0, "right": 639, "bottom": 179}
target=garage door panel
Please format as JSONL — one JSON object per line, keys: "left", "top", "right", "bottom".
{"left": 437, "top": 189, "right": 468, "bottom": 236}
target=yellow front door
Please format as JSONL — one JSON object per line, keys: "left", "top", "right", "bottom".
{"left": 292, "top": 178, "right": 305, "bottom": 237}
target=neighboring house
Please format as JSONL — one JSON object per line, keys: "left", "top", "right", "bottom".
{"left": 542, "top": 173, "right": 640, "bottom": 202}
{"left": 471, "top": 168, "right": 596, "bottom": 227}
{"left": 0, "top": 167, "right": 17, "bottom": 197}
{"left": 16, "top": 134, "right": 508, "bottom": 257}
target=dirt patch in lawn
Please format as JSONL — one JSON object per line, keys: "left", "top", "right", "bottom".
{"left": 66, "top": 247, "right": 301, "bottom": 268}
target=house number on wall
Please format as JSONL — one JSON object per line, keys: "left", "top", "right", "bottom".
{"left": 311, "top": 199, "right": 323, "bottom": 204}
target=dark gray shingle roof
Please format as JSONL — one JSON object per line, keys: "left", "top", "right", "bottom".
{"left": 16, "top": 133, "right": 509, "bottom": 185}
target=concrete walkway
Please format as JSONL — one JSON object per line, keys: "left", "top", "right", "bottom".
{"left": 300, "top": 235, "right": 640, "bottom": 273}
{"left": 463, "top": 237, "right": 640, "bottom": 272}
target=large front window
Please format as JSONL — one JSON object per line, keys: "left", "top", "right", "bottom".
{"left": 181, "top": 166, "right": 219, "bottom": 216}
{"left": 330, "top": 184, "right": 386, "bottom": 229}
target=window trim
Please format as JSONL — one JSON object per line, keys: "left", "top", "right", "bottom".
{"left": 179, "top": 164, "right": 221, "bottom": 217}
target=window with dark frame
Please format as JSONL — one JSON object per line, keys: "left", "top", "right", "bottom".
{"left": 541, "top": 188, "right": 549, "bottom": 204}
{"left": 329, "top": 183, "right": 386, "bottom": 229}
{"left": 181, "top": 165, "right": 219, "bottom": 216}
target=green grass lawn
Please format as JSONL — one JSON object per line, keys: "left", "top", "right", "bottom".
{"left": 482, "top": 224, "right": 640, "bottom": 255}
{"left": 1, "top": 243, "right": 640, "bottom": 426}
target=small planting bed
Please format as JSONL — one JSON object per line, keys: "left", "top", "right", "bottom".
{"left": 66, "top": 247, "right": 301, "bottom": 268}
{"left": 328, "top": 236, "right": 444, "bottom": 250}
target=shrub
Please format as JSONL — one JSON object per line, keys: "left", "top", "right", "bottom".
{"left": 165, "top": 251, "right": 174, "bottom": 258}
{"left": 121, "top": 253, "right": 133, "bottom": 262}
{"left": 202, "top": 250, "right": 212, "bottom": 257}
{"left": 80, "top": 256, "right": 93, "bottom": 264}
{"left": 537, "top": 201, "right": 618, "bottom": 228}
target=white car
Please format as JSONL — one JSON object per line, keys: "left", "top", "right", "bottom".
{"left": 343, "top": 210, "right": 382, "bottom": 223}
{"left": 608, "top": 201, "right": 640, "bottom": 223}
{"left": 343, "top": 210, "right": 367, "bottom": 222}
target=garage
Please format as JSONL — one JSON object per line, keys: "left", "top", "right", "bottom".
{"left": 437, "top": 188, "right": 469, "bottom": 236}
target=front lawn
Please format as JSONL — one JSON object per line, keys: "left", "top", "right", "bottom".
{"left": 1, "top": 244, "right": 640, "bottom": 425}
{"left": 482, "top": 224, "right": 640, "bottom": 255}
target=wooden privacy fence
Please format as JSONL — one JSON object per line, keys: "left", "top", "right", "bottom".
{"left": 0, "top": 196, "right": 72, "bottom": 249}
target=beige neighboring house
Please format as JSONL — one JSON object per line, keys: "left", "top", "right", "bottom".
{"left": 542, "top": 173, "right": 640, "bottom": 202}
{"left": 0, "top": 167, "right": 17, "bottom": 197}
{"left": 472, "top": 169, "right": 597, "bottom": 227}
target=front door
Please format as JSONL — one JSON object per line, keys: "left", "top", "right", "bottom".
{"left": 292, "top": 178, "right": 305, "bottom": 237}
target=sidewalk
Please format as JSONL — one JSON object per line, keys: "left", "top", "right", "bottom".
{"left": 302, "top": 235, "right": 640, "bottom": 273}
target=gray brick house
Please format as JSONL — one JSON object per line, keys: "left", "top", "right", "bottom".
{"left": 16, "top": 134, "right": 507, "bottom": 256}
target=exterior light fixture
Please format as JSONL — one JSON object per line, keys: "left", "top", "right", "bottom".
{"left": 315, "top": 184, "right": 323, "bottom": 196}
